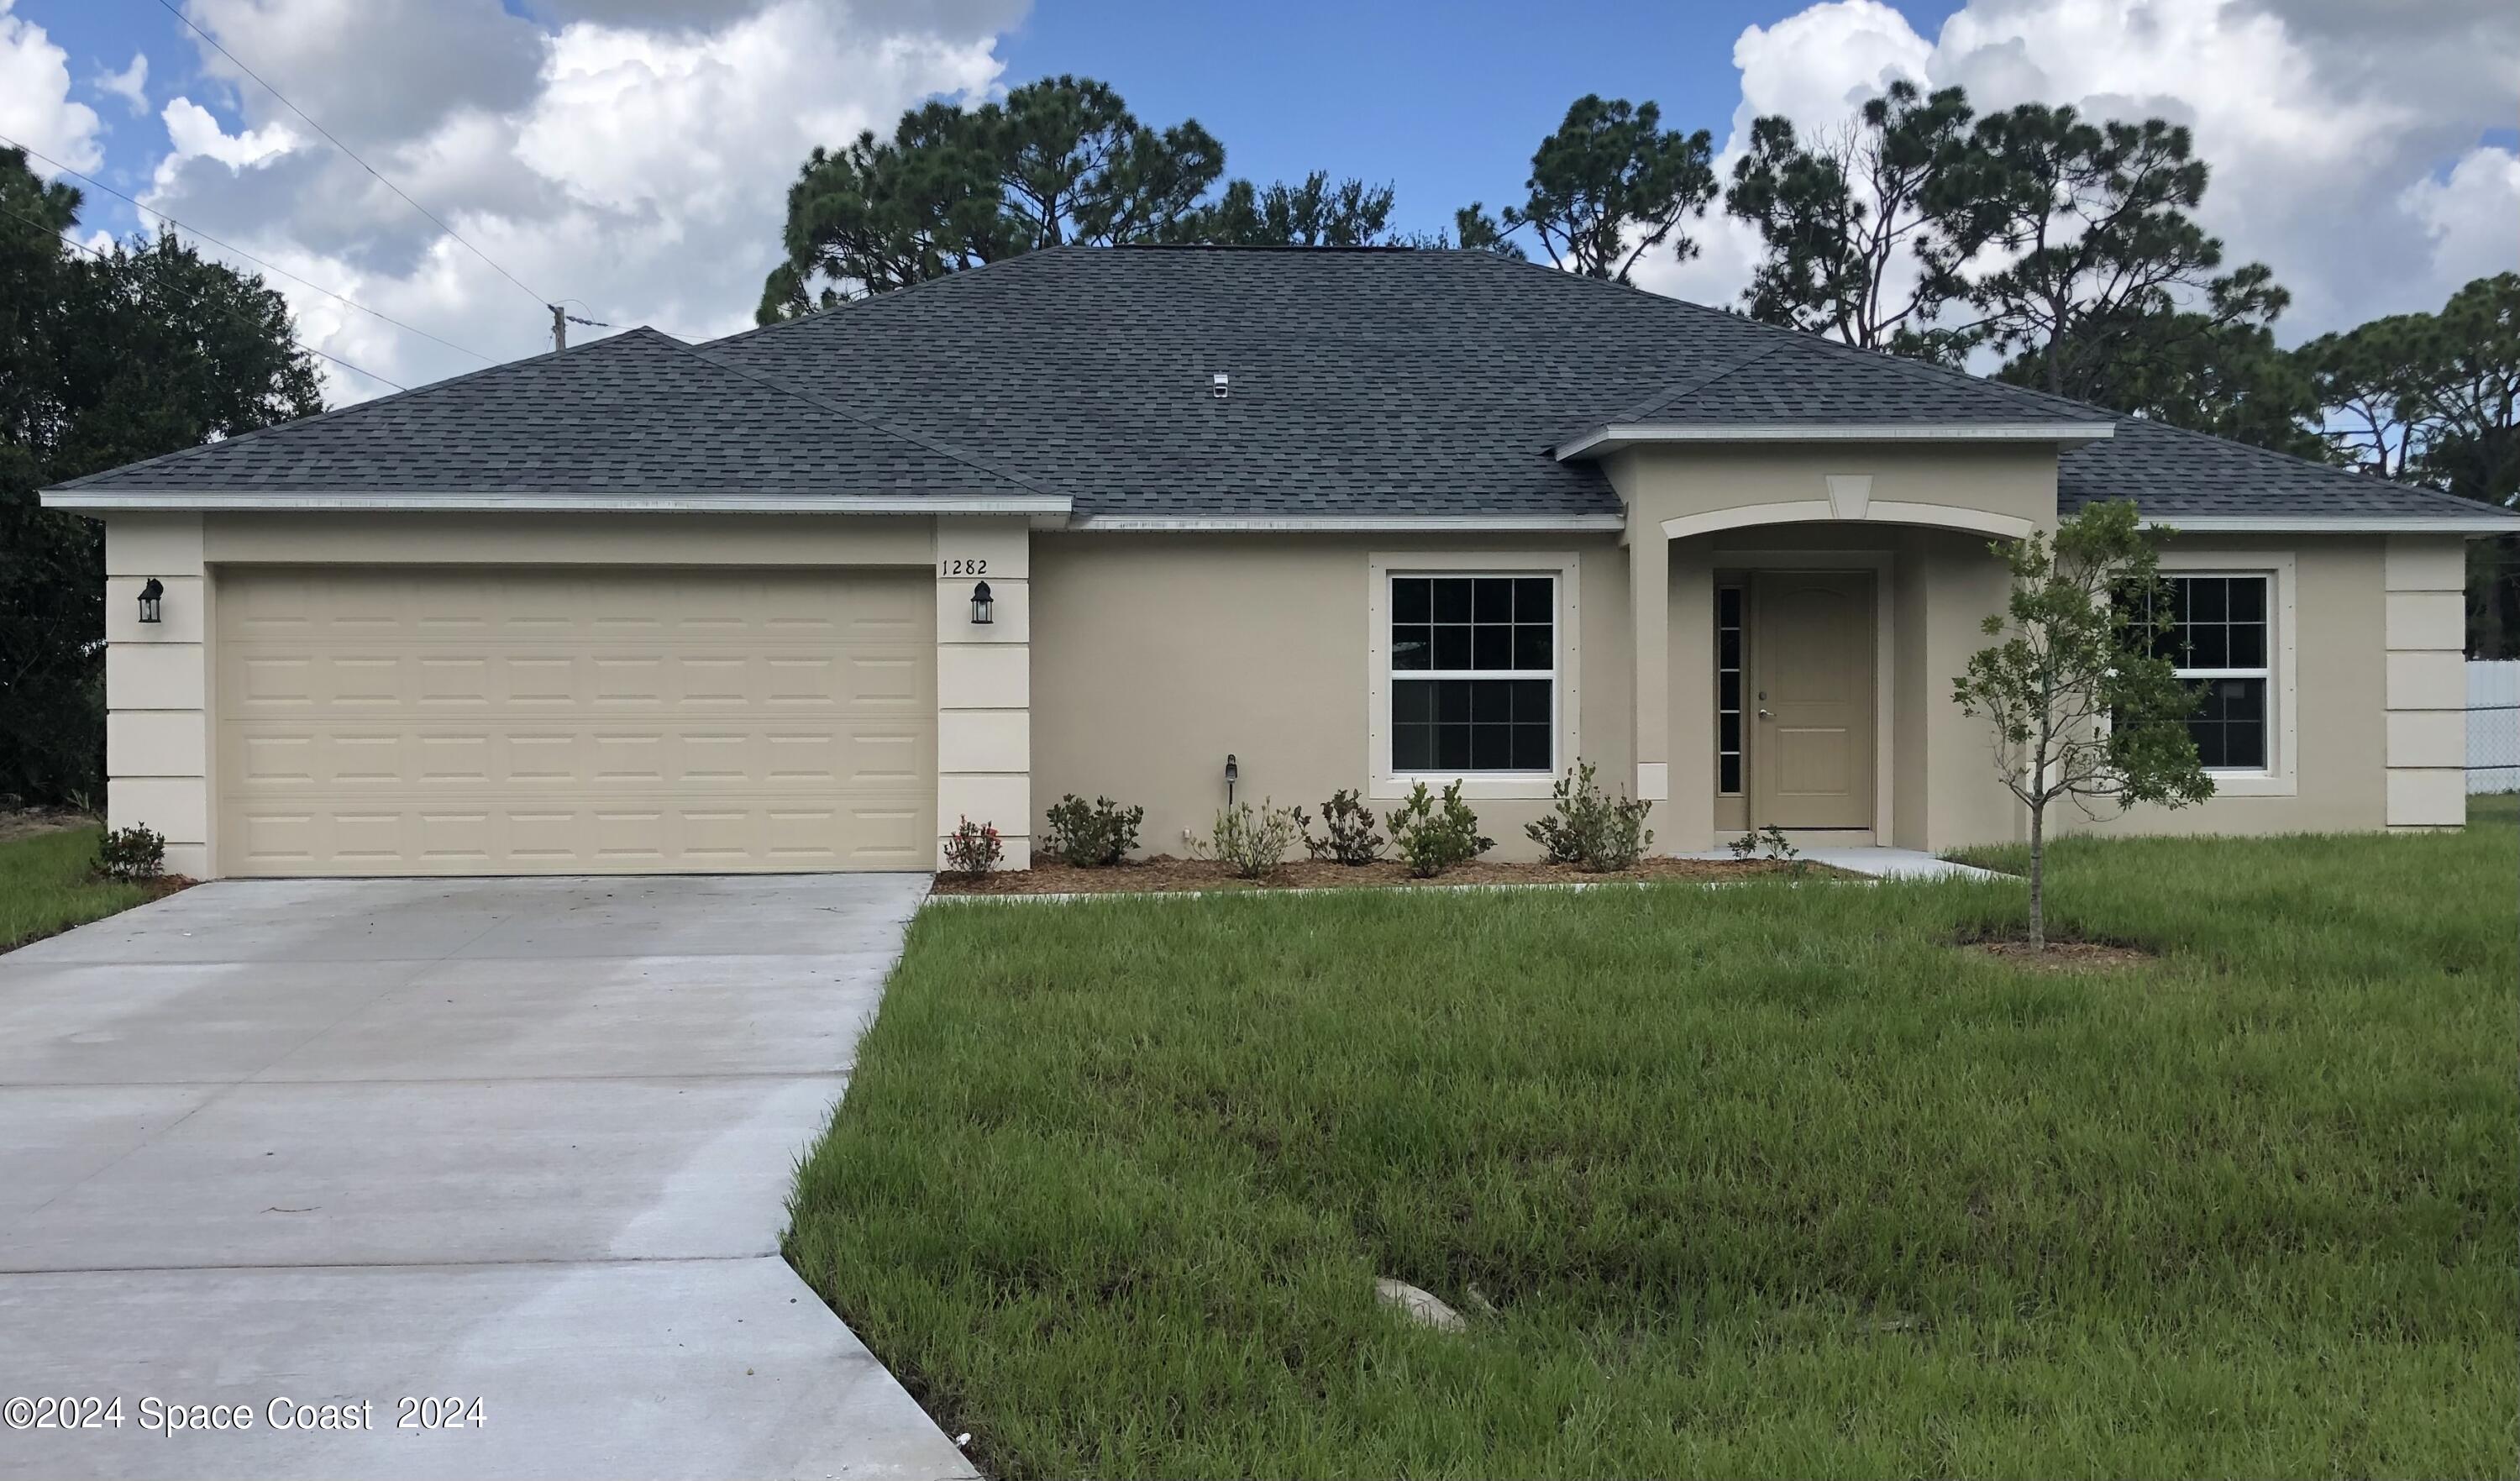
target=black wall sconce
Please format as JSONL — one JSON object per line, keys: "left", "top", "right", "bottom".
{"left": 137, "top": 578, "right": 165, "bottom": 625}
{"left": 1224, "top": 753, "right": 1238, "bottom": 806}
{"left": 969, "top": 580, "right": 994, "bottom": 625}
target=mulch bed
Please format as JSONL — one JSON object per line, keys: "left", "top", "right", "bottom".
{"left": 932, "top": 853, "right": 1849, "bottom": 896}
{"left": 1967, "top": 938, "right": 2158, "bottom": 972}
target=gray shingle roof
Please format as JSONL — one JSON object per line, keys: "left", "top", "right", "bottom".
{"left": 2058, "top": 415, "right": 2511, "bottom": 521}
{"left": 48, "top": 326, "right": 1047, "bottom": 500}
{"left": 48, "top": 244, "right": 2518, "bottom": 529}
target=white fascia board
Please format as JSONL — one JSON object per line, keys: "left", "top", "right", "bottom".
{"left": 1554, "top": 421, "right": 2116, "bottom": 460}
{"left": 2154, "top": 514, "right": 2520, "bottom": 535}
{"left": 1066, "top": 513, "right": 1629, "bottom": 533}
{"left": 40, "top": 491, "right": 1075, "bottom": 517}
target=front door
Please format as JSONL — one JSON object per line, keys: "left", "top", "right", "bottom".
{"left": 1749, "top": 570, "right": 1875, "bottom": 831}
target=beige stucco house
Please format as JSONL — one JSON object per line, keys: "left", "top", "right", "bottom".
{"left": 43, "top": 247, "right": 2517, "bottom": 878}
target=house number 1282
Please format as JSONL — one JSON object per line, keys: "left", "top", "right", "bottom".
{"left": 940, "top": 558, "right": 988, "bottom": 575}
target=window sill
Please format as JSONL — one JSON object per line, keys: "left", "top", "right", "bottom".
{"left": 2200, "top": 769, "right": 2296, "bottom": 797}
{"left": 1370, "top": 773, "right": 1560, "bottom": 801}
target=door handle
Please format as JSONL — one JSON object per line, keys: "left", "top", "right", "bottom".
{"left": 1757, "top": 707, "right": 1772, "bottom": 718}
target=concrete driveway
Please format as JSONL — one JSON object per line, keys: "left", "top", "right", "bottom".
{"left": 0, "top": 874, "right": 974, "bottom": 1481}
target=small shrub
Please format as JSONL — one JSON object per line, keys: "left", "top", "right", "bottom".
{"left": 1525, "top": 789, "right": 1585, "bottom": 865}
{"left": 940, "top": 817, "right": 1002, "bottom": 877}
{"left": 1042, "top": 794, "right": 1143, "bottom": 867}
{"left": 1200, "top": 799, "right": 1308, "bottom": 880}
{"left": 1525, "top": 759, "right": 1655, "bottom": 872}
{"left": 1305, "top": 788, "right": 1385, "bottom": 865}
{"left": 95, "top": 823, "right": 167, "bottom": 883}
{"left": 1731, "top": 824, "right": 1808, "bottom": 880}
{"left": 1585, "top": 794, "right": 1653, "bottom": 873}
{"left": 1383, "top": 780, "right": 1492, "bottom": 878}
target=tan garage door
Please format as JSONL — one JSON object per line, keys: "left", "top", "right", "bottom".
{"left": 215, "top": 566, "right": 934, "bottom": 876}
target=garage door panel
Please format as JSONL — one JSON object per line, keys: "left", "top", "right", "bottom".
{"left": 220, "top": 798, "right": 932, "bottom": 875}
{"left": 217, "top": 567, "right": 934, "bottom": 875}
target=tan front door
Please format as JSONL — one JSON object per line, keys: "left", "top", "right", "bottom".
{"left": 1749, "top": 570, "right": 1875, "bottom": 831}
{"left": 214, "top": 565, "right": 935, "bottom": 876}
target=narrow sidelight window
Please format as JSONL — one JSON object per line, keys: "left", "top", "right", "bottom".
{"left": 1389, "top": 575, "right": 1554, "bottom": 773}
{"left": 1715, "top": 585, "right": 1744, "bottom": 794}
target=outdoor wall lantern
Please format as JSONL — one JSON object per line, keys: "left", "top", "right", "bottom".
{"left": 137, "top": 578, "right": 165, "bottom": 625}
{"left": 1224, "top": 753, "right": 1238, "bottom": 806}
{"left": 969, "top": 580, "right": 994, "bottom": 625}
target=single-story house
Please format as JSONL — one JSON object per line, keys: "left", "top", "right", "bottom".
{"left": 44, "top": 246, "right": 2519, "bottom": 878}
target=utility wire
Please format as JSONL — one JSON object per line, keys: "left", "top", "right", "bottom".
{"left": 150, "top": 0, "right": 552, "bottom": 313}
{"left": 3, "top": 201, "right": 407, "bottom": 391}
{"left": 0, "top": 130, "right": 494, "bottom": 365}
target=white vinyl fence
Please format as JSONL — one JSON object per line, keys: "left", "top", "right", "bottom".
{"left": 2473, "top": 659, "right": 2520, "bottom": 794}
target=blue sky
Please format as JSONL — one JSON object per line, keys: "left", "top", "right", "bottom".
{"left": 993, "top": 0, "right": 1963, "bottom": 241}
{"left": 6, "top": 0, "right": 2509, "bottom": 400}
{"left": 30, "top": 0, "right": 1962, "bottom": 244}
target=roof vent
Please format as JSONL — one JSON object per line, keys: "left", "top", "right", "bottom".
{"left": 1211, "top": 372, "right": 1229, "bottom": 401}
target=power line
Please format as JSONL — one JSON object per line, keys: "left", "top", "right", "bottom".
{"left": 0, "top": 130, "right": 493, "bottom": 365}
{"left": 2, "top": 201, "right": 407, "bottom": 391}
{"left": 150, "top": 0, "right": 551, "bottom": 313}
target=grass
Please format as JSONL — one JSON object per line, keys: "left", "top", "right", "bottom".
{"left": 0, "top": 825, "right": 171, "bottom": 953}
{"left": 789, "top": 804, "right": 2518, "bottom": 1478}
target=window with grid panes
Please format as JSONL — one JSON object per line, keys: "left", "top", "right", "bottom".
{"left": 1388, "top": 575, "right": 1554, "bottom": 772}
{"left": 2146, "top": 574, "right": 2271, "bottom": 770}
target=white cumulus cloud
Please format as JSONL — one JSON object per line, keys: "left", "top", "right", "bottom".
{"left": 93, "top": 52, "right": 150, "bottom": 117}
{"left": 1, "top": 0, "right": 103, "bottom": 176}
{"left": 1632, "top": 0, "right": 2520, "bottom": 343}
{"left": 139, "top": 0, "right": 1018, "bottom": 402}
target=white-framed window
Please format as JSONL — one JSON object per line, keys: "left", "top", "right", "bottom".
{"left": 2133, "top": 565, "right": 2290, "bottom": 782}
{"left": 1368, "top": 553, "right": 1580, "bottom": 799}
{"left": 2160, "top": 574, "right": 2271, "bottom": 771}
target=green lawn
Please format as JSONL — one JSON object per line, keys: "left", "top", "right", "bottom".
{"left": 789, "top": 803, "right": 2517, "bottom": 1478}
{"left": 0, "top": 825, "right": 165, "bottom": 953}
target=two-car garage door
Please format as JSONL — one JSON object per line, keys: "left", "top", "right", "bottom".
{"left": 213, "top": 567, "right": 934, "bottom": 876}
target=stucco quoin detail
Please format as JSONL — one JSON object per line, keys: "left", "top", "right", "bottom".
{"left": 934, "top": 517, "right": 1034, "bottom": 868}
{"left": 102, "top": 513, "right": 213, "bottom": 880}
{"left": 2382, "top": 535, "right": 2467, "bottom": 829}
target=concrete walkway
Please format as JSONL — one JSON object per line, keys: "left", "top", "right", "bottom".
{"left": 1673, "top": 844, "right": 2006, "bottom": 880}
{"left": 0, "top": 874, "right": 973, "bottom": 1481}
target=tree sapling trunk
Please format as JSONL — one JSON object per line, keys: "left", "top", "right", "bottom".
{"left": 1952, "top": 500, "right": 2213, "bottom": 952}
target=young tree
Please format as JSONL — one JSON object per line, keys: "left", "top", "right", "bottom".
{"left": 1456, "top": 94, "right": 1717, "bottom": 281}
{"left": 2, "top": 147, "right": 321, "bottom": 802}
{"left": 1725, "top": 81, "right": 1981, "bottom": 358}
{"left": 1951, "top": 501, "right": 2213, "bottom": 948}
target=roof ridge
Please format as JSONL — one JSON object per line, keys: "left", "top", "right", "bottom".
{"left": 669, "top": 336, "right": 1053, "bottom": 499}
{"left": 46, "top": 328, "right": 667, "bottom": 491}
{"left": 698, "top": 246, "right": 1074, "bottom": 354}
{"left": 1453, "top": 249, "right": 2111, "bottom": 425}
{"left": 1785, "top": 329, "right": 2111, "bottom": 422}
{"left": 1615, "top": 340, "right": 1795, "bottom": 422}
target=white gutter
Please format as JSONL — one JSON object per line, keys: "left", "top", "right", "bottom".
{"left": 39, "top": 491, "right": 1075, "bottom": 517}
{"left": 2157, "top": 515, "right": 2520, "bottom": 535}
{"left": 1064, "top": 513, "right": 1628, "bottom": 533}
{"left": 1555, "top": 421, "right": 2115, "bottom": 460}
